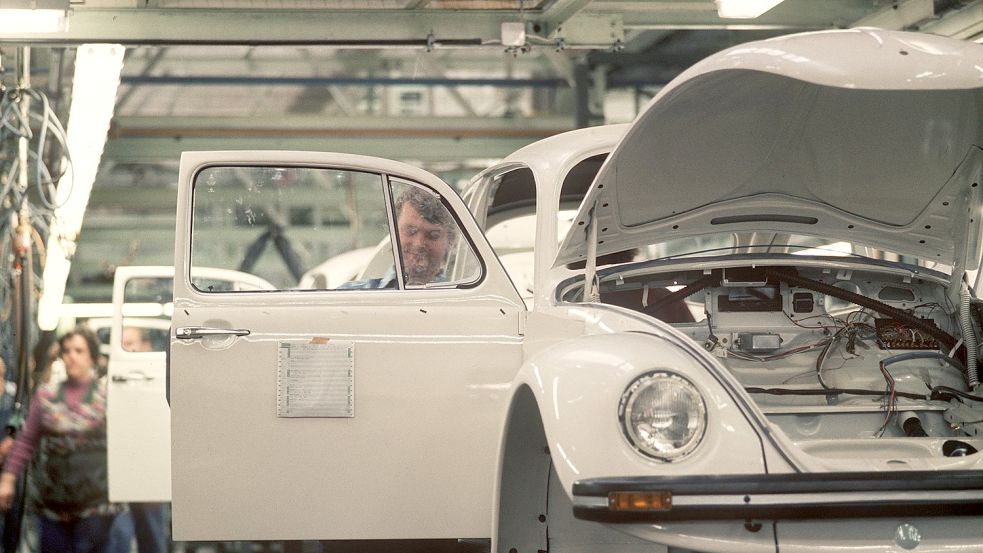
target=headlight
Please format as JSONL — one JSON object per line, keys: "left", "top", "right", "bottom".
{"left": 619, "top": 371, "right": 707, "bottom": 462}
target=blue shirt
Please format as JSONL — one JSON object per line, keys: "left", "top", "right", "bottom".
{"left": 337, "top": 267, "right": 447, "bottom": 289}
{"left": 337, "top": 267, "right": 399, "bottom": 290}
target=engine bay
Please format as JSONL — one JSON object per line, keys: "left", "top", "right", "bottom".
{"left": 563, "top": 258, "right": 983, "bottom": 456}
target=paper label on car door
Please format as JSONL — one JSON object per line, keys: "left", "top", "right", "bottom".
{"left": 276, "top": 341, "right": 354, "bottom": 418}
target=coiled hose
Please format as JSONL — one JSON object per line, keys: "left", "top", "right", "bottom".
{"left": 961, "top": 284, "right": 979, "bottom": 388}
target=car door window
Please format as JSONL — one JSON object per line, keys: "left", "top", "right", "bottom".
{"left": 119, "top": 276, "right": 172, "bottom": 352}
{"left": 191, "top": 166, "right": 395, "bottom": 291}
{"left": 191, "top": 166, "right": 481, "bottom": 291}
{"left": 389, "top": 178, "right": 481, "bottom": 289}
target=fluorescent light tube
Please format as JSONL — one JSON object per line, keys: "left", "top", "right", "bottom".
{"left": 715, "top": 0, "right": 785, "bottom": 19}
{"left": 0, "top": 8, "right": 67, "bottom": 33}
{"left": 38, "top": 44, "right": 125, "bottom": 331}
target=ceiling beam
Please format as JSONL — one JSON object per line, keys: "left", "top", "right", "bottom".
{"left": 0, "top": 2, "right": 879, "bottom": 47}
{"left": 115, "top": 73, "right": 676, "bottom": 88}
{"left": 89, "top": 186, "right": 177, "bottom": 209}
{"left": 1, "top": 8, "right": 617, "bottom": 47}
{"left": 117, "top": 48, "right": 553, "bottom": 78}
{"left": 105, "top": 115, "right": 573, "bottom": 162}
{"left": 102, "top": 135, "right": 550, "bottom": 163}
{"left": 538, "top": 0, "right": 594, "bottom": 36}
{"left": 610, "top": 0, "right": 882, "bottom": 30}
{"left": 112, "top": 114, "right": 573, "bottom": 132}
{"left": 850, "top": 0, "right": 934, "bottom": 30}
{"left": 117, "top": 74, "right": 569, "bottom": 87}
{"left": 916, "top": 0, "right": 983, "bottom": 39}
{"left": 0, "top": 9, "right": 503, "bottom": 46}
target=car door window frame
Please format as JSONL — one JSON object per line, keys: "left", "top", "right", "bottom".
{"left": 187, "top": 163, "right": 486, "bottom": 294}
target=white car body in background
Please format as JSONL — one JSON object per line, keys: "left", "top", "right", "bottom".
{"left": 106, "top": 266, "right": 272, "bottom": 502}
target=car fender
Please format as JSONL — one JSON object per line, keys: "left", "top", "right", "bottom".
{"left": 512, "top": 331, "right": 770, "bottom": 494}
{"left": 491, "top": 330, "right": 778, "bottom": 553}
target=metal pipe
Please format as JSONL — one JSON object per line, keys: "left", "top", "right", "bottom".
{"left": 121, "top": 75, "right": 568, "bottom": 88}
{"left": 118, "top": 74, "right": 668, "bottom": 89}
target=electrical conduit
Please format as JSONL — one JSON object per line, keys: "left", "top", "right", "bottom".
{"left": 961, "top": 283, "right": 979, "bottom": 388}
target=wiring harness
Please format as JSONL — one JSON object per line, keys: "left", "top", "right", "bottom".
{"left": 0, "top": 49, "right": 72, "bottom": 442}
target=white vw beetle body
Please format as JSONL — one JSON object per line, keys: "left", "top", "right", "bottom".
{"left": 170, "top": 29, "right": 983, "bottom": 553}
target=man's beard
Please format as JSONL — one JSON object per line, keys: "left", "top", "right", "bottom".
{"left": 404, "top": 247, "right": 438, "bottom": 285}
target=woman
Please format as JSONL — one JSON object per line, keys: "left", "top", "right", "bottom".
{"left": 0, "top": 327, "right": 131, "bottom": 553}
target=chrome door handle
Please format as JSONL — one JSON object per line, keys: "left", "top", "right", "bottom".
{"left": 112, "top": 371, "right": 155, "bottom": 383}
{"left": 175, "top": 326, "right": 251, "bottom": 340}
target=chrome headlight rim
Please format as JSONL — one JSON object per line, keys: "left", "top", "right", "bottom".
{"left": 618, "top": 370, "right": 708, "bottom": 463}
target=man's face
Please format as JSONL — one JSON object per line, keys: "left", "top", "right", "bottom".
{"left": 397, "top": 203, "right": 451, "bottom": 285}
{"left": 122, "top": 327, "right": 153, "bottom": 352}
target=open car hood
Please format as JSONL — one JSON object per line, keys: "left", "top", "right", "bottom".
{"left": 556, "top": 29, "right": 983, "bottom": 272}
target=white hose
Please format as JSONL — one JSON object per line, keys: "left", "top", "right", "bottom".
{"left": 960, "top": 284, "right": 979, "bottom": 388}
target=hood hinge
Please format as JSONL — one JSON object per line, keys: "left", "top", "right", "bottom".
{"left": 584, "top": 203, "right": 600, "bottom": 303}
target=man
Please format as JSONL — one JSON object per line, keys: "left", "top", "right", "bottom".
{"left": 342, "top": 187, "right": 456, "bottom": 289}
{"left": 121, "top": 326, "right": 153, "bottom": 353}
{"left": 395, "top": 186, "right": 456, "bottom": 286}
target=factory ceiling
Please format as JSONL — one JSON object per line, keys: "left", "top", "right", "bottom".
{"left": 0, "top": 0, "right": 980, "bottom": 300}
{"left": 3, "top": 1, "right": 978, "bottom": 173}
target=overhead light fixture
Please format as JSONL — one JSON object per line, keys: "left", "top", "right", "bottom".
{"left": 38, "top": 44, "right": 125, "bottom": 331}
{"left": 714, "top": 0, "right": 785, "bottom": 19}
{"left": 0, "top": 0, "right": 69, "bottom": 33}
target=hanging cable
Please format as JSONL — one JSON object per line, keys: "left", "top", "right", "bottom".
{"left": 0, "top": 46, "right": 73, "bottom": 552}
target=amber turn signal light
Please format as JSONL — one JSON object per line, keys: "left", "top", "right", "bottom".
{"left": 608, "top": 491, "right": 673, "bottom": 511}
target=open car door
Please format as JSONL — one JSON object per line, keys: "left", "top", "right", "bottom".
{"left": 106, "top": 266, "right": 174, "bottom": 503}
{"left": 170, "top": 152, "right": 526, "bottom": 541}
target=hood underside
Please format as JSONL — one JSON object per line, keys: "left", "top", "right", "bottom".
{"left": 557, "top": 29, "right": 983, "bottom": 270}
